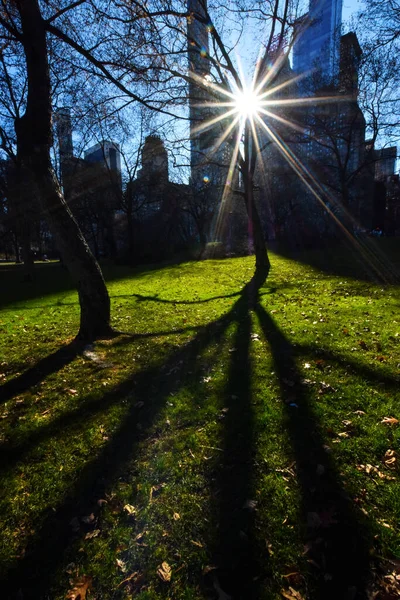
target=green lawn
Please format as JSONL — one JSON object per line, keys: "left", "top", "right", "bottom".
{"left": 0, "top": 246, "right": 399, "bottom": 599}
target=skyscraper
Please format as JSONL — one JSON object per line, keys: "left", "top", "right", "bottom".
{"left": 187, "top": 0, "right": 215, "bottom": 186}
{"left": 292, "top": 0, "right": 343, "bottom": 86}
{"left": 84, "top": 141, "right": 121, "bottom": 175}
{"left": 55, "top": 108, "right": 74, "bottom": 160}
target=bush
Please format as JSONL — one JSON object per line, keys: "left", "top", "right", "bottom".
{"left": 201, "top": 241, "right": 226, "bottom": 259}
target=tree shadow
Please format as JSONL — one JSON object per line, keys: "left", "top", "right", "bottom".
{"left": 1, "top": 267, "right": 384, "bottom": 599}
{"left": 208, "top": 278, "right": 260, "bottom": 599}
{"left": 0, "top": 340, "right": 83, "bottom": 405}
{"left": 255, "top": 302, "right": 372, "bottom": 599}
{"left": 2, "top": 276, "right": 259, "bottom": 599}
{"left": 270, "top": 237, "right": 400, "bottom": 285}
{"left": 0, "top": 324, "right": 207, "bottom": 407}
{"left": 0, "top": 260, "right": 183, "bottom": 310}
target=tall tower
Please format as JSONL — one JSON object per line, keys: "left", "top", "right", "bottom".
{"left": 187, "top": 0, "right": 220, "bottom": 187}
{"left": 293, "top": 0, "right": 343, "bottom": 86}
{"left": 55, "top": 108, "right": 73, "bottom": 160}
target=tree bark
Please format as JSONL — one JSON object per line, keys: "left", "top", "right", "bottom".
{"left": 15, "top": 0, "right": 113, "bottom": 340}
{"left": 242, "top": 125, "right": 270, "bottom": 276}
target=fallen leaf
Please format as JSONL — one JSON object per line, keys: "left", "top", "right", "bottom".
{"left": 381, "top": 417, "right": 399, "bottom": 426}
{"left": 157, "top": 561, "right": 172, "bottom": 582}
{"left": 66, "top": 575, "right": 93, "bottom": 600}
{"left": 384, "top": 450, "right": 397, "bottom": 469}
{"left": 190, "top": 539, "right": 203, "bottom": 547}
{"left": 116, "top": 558, "right": 127, "bottom": 573}
{"left": 281, "top": 586, "right": 305, "bottom": 600}
{"left": 318, "top": 381, "right": 336, "bottom": 395}
{"left": 356, "top": 464, "right": 396, "bottom": 481}
{"left": 202, "top": 565, "right": 217, "bottom": 575}
{"left": 123, "top": 504, "right": 136, "bottom": 516}
{"left": 85, "top": 529, "right": 100, "bottom": 540}
{"left": 149, "top": 483, "right": 165, "bottom": 502}
{"left": 354, "top": 410, "right": 366, "bottom": 416}
{"left": 117, "top": 570, "right": 144, "bottom": 590}
{"left": 173, "top": 512, "right": 180, "bottom": 520}
{"left": 68, "top": 389, "right": 78, "bottom": 395}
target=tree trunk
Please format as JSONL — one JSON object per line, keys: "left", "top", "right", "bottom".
{"left": 15, "top": 0, "right": 113, "bottom": 340}
{"left": 20, "top": 217, "right": 34, "bottom": 281}
{"left": 242, "top": 125, "right": 270, "bottom": 276}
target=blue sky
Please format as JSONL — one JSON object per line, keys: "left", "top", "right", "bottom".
{"left": 342, "top": 0, "right": 363, "bottom": 22}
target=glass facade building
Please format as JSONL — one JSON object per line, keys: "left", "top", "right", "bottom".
{"left": 292, "top": 0, "right": 343, "bottom": 85}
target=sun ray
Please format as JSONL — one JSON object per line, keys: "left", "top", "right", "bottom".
{"left": 257, "top": 71, "right": 309, "bottom": 101}
{"left": 258, "top": 107, "right": 307, "bottom": 135}
{"left": 188, "top": 70, "right": 237, "bottom": 101}
{"left": 254, "top": 115, "right": 394, "bottom": 282}
{"left": 190, "top": 107, "right": 238, "bottom": 136}
{"left": 188, "top": 48, "right": 397, "bottom": 284}
{"left": 253, "top": 50, "right": 290, "bottom": 97}
{"left": 211, "top": 120, "right": 243, "bottom": 242}
{"left": 206, "top": 114, "right": 242, "bottom": 159}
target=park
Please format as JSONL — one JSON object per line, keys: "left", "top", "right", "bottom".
{"left": 0, "top": 0, "right": 399, "bottom": 598}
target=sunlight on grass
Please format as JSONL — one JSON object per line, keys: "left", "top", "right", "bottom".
{"left": 0, "top": 251, "right": 399, "bottom": 598}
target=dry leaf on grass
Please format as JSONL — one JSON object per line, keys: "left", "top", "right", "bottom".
{"left": 357, "top": 464, "right": 396, "bottom": 481}
{"left": 384, "top": 450, "right": 397, "bottom": 469}
{"left": 123, "top": 504, "right": 136, "bottom": 516}
{"left": 84, "top": 529, "right": 100, "bottom": 540}
{"left": 381, "top": 417, "right": 399, "bottom": 426}
{"left": 157, "top": 561, "right": 172, "bottom": 582}
{"left": 281, "top": 586, "right": 305, "bottom": 600}
{"left": 66, "top": 575, "right": 93, "bottom": 600}
{"left": 173, "top": 512, "right": 180, "bottom": 520}
{"left": 117, "top": 570, "right": 144, "bottom": 590}
{"left": 116, "top": 558, "right": 127, "bottom": 573}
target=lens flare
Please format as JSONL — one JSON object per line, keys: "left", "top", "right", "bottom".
{"left": 234, "top": 87, "right": 262, "bottom": 119}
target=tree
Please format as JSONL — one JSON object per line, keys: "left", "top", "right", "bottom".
{"left": 0, "top": 0, "right": 188, "bottom": 339}
{"left": 0, "top": 0, "right": 112, "bottom": 339}
{"left": 184, "top": 0, "right": 297, "bottom": 277}
{"left": 357, "top": 0, "right": 400, "bottom": 148}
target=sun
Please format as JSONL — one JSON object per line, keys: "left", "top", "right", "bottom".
{"left": 233, "top": 86, "right": 262, "bottom": 119}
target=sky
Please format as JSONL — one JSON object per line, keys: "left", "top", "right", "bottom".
{"left": 342, "top": 0, "right": 363, "bottom": 22}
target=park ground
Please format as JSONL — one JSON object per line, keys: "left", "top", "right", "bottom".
{"left": 0, "top": 239, "right": 399, "bottom": 599}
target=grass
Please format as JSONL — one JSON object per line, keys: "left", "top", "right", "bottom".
{"left": 0, "top": 244, "right": 399, "bottom": 600}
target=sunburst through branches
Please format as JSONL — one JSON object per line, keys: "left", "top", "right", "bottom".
{"left": 188, "top": 53, "right": 397, "bottom": 283}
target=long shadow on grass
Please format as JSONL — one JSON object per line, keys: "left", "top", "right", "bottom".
{"left": 0, "top": 326, "right": 201, "bottom": 406}
{"left": 255, "top": 302, "right": 372, "bottom": 599}
{"left": 0, "top": 341, "right": 83, "bottom": 405}
{"left": 209, "top": 278, "right": 261, "bottom": 599}
{"left": 271, "top": 238, "right": 400, "bottom": 284}
{"left": 2, "top": 279, "right": 263, "bottom": 599}
{"left": 0, "top": 259, "right": 184, "bottom": 309}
